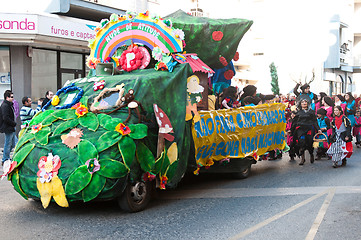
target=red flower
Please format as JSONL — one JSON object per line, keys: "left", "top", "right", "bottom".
{"left": 75, "top": 104, "right": 88, "bottom": 117}
{"left": 71, "top": 102, "right": 82, "bottom": 109}
{"left": 233, "top": 52, "right": 240, "bottom": 61}
{"left": 219, "top": 56, "right": 228, "bottom": 66}
{"left": 212, "top": 31, "right": 223, "bottom": 41}
{"left": 143, "top": 172, "right": 156, "bottom": 182}
{"left": 224, "top": 70, "right": 234, "bottom": 80}
{"left": 159, "top": 176, "right": 168, "bottom": 190}
{"left": 115, "top": 123, "right": 131, "bottom": 135}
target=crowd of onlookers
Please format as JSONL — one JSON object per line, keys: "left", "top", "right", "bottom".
{"left": 0, "top": 90, "right": 53, "bottom": 166}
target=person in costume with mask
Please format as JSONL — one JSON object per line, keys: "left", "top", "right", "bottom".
{"left": 293, "top": 83, "right": 317, "bottom": 110}
{"left": 344, "top": 92, "right": 356, "bottom": 127}
{"left": 291, "top": 97, "right": 321, "bottom": 165}
{"left": 327, "top": 105, "right": 353, "bottom": 168}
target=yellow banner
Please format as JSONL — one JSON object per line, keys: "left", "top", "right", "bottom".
{"left": 191, "top": 103, "right": 287, "bottom": 165}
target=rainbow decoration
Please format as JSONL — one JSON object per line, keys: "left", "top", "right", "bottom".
{"left": 89, "top": 13, "right": 184, "bottom": 62}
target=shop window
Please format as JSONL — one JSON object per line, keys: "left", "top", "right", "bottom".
{"left": 32, "top": 49, "right": 57, "bottom": 101}
{"left": 0, "top": 46, "right": 11, "bottom": 100}
{"left": 60, "top": 52, "right": 82, "bottom": 70}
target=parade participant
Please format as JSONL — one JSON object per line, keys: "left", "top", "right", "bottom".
{"left": 291, "top": 98, "right": 321, "bottom": 165}
{"left": 322, "top": 96, "right": 334, "bottom": 138}
{"left": 344, "top": 92, "right": 356, "bottom": 127}
{"left": 315, "top": 108, "right": 330, "bottom": 160}
{"left": 20, "top": 96, "right": 42, "bottom": 128}
{"left": 327, "top": 106, "right": 352, "bottom": 168}
{"left": 293, "top": 83, "right": 317, "bottom": 110}
{"left": 41, "top": 90, "right": 54, "bottom": 108}
{"left": 334, "top": 94, "right": 346, "bottom": 113}
{"left": 353, "top": 110, "right": 361, "bottom": 148}
{"left": 315, "top": 92, "right": 327, "bottom": 112}
{"left": 240, "top": 85, "right": 274, "bottom": 106}
{"left": 286, "top": 111, "right": 297, "bottom": 161}
{"left": 221, "top": 86, "right": 239, "bottom": 109}
{"left": 0, "top": 90, "right": 17, "bottom": 166}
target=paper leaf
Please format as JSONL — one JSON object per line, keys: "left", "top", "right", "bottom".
{"left": 29, "top": 110, "right": 54, "bottom": 126}
{"left": 153, "top": 151, "right": 165, "bottom": 175}
{"left": 79, "top": 112, "right": 99, "bottom": 131}
{"left": 14, "top": 133, "right": 34, "bottom": 152}
{"left": 97, "top": 159, "right": 128, "bottom": 178}
{"left": 77, "top": 139, "right": 98, "bottom": 165}
{"left": 14, "top": 143, "right": 35, "bottom": 168}
{"left": 136, "top": 142, "right": 155, "bottom": 173}
{"left": 166, "top": 161, "right": 178, "bottom": 181}
{"left": 98, "top": 114, "right": 113, "bottom": 130}
{"left": 82, "top": 173, "right": 106, "bottom": 202}
{"left": 65, "top": 165, "right": 92, "bottom": 195}
{"left": 51, "top": 176, "right": 69, "bottom": 207}
{"left": 118, "top": 137, "right": 136, "bottom": 169}
{"left": 53, "top": 119, "right": 79, "bottom": 136}
{"left": 35, "top": 126, "right": 51, "bottom": 145}
{"left": 36, "top": 178, "right": 52, "bottom": 208}
{"left": 94, "top": 131, "right": 122, "bottom": 152}
{"left": 52, "top": 109, "right": 76, "bottom": 120}
{"left": 128, "top": 124, "right": 148, "bottom": 139}
{"left": 41, "top": 114, "right": 58, "bottom": 126}
{"left": 161, "top": 152, "right": 170, "bottom": 176}
{"left": 167, "top": 142, "right": 178, "bottom": 164}
{"left": 10, "top": 169, "right": 28, "bottom": 200}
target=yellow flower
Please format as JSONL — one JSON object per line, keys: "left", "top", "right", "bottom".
{"left": 75, "top": 104, "right": 88, "bottom": 117}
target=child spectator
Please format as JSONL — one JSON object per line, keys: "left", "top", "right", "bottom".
{"left": 315, "top": 108, "right": 330, "bottom": 160}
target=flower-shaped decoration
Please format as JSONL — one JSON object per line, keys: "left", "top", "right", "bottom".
{"left": 233, "top": 52, "right": 240, "bottom": 61}
{"left": 212, "top": 31, "right": 224, "bottom": 41}
{"left": 224, "top": 69, "right": 234, "bottom": 80}
{"left": 115, "top": 123, "right": 131, "bottom": 135}
{"left": 85, "top": 158, "right": 100, "bottom": 174}
{"left": 139, "top": 11, "right": 149, "bottom": 18}
{"left": 86, "top": 57, "right": 100, "bottom": 69}
{"left": 100, "top": 19, "right": 109, "bottom": 28}
{"left": 110, "top": 13, "right": 118, "bottom": 23}
{"left": 152, "top": 47, "right": 163, "bottom": 61}
{"left": 219, "top": 56, "right": 228, "bottom": 66}
{"left": 126, "top": 11, "right": 136, "bottom": 20}
{"left": 31, "top": 123, "right": 42, "bottom": 134}
{"left": 61, "top": 128, "right": 83, "bottom": 149}
{"left": 159, "top": 175, "right": 168, "bottom": 190}
{"left": 72, "top": 103, "right": 88, "bottom": 118}
{"left": 93, "top": 80, "right": 105, "bottom": 91}
{"left": 119, "top": 45, "right": 144, "bottom": 72}
{"left": 171, "top": 29, "right": 185, "bottom": 40}
{"left": 1, "top": 160, "right": 17, "bottom": 180}
{"left": 155, "top": 62, "right": 168, "bottom": 71}
{"left": 163, "top": 19, "right": 172, "bottom": 28}
{"left": 143, "top": 172, "right": 156, "bottom": 182}
{"left": 51, "top": 95, "right": 60, "bottom": 106}
{"left": 37, "top": 153, "right": 61, "bottom": 183}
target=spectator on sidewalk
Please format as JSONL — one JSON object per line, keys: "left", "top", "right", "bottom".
{"left": 0, "top": 90, "right": 17, "bottom": 165}
{"left": 41, "top": 90, "right": 54, "bottom": 109}
{"left": 20, "top": 96, "right": 41, "bottom": 128}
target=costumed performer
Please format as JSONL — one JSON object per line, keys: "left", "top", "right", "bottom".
{"left": 344, "top": 92, "right": 356, "bottom": 127}
{"left": 293, "top": 83, "right": 317, "bottom": 110}
{"left": 315, "top": 108, "right": 330, "bottom": 160}
{"left": 327, "top": 106, "right": 353, "bottom": 168}
{"left": 286, "top": 111, "right": 297, "bottom": 161}
{"left": 322, "top": 96, "right": 335, "bottom": 138}
{"left": 353, "top": 110, "right": 361, "bottom": 148}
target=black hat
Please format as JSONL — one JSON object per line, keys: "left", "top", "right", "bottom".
{"left": 241, "top": 85, "right": 257, "bottom": 99}
{"left": 324, "top": 96, "right": 334, "bottom": 107}
{"left": 300, "top": 83, "right": 310, "bottom": 92}
{"left": 317, "top": 108, "right": 327, "bottom": 116}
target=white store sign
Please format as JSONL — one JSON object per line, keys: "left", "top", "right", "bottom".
{"left": 0, "top": 13, "right": 97, "bottom": 41}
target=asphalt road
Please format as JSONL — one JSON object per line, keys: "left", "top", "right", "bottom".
{"left": 1, "top": 147, "right": 361, "bottom": 240}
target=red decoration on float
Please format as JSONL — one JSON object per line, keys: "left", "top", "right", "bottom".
{"left": 138, "top": 46, "right": 151, "bottom": 69}
{"left": 233, "top": 51, "right": 239, "bottom": 61}
{"left": 119, "top": 45, "right": 144, "bottom": 72}
{"left": 219, "top": 56, "right": 228, "bottom": 66}
{"left": 212, "top": 31, "right": 223, "bottom": 41}
{"left": 224, "top": 70, "right": 234, "bottom": 80}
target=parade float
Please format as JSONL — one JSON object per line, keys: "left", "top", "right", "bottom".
{"left": 2, "top": 10, "right": 287, "bottom": 212}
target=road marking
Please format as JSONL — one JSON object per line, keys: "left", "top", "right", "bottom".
{"left": 229, "top": 189, "right": 330, "bottom": 240}
{"left": 305, "top": 188, "right": 335, "bottom": 240}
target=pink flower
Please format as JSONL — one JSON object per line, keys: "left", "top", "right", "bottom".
{"left": 37, "top": 153, "right": 61, "bottom": 182}
{"left": 71, "top": 102, "right": 82, "bottom": 109}
{"left": 31, "top": 123, "right": 42, "bottom": 134}
{"left": 85, "top": 158, "right": 100, "bottom": 174}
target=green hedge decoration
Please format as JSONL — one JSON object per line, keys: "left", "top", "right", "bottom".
{"left": 129, "top": 124, "right": 148, "bottom": 139}
{"left": 136, "top": 142, "right": 155, "bottom": 173}
{"left": 65, "top": 165, "right": 92, "bottom": 195}
{"left": 79, "top": 112, "right": 99, "bottom": 131}
{"left": 10, "top": 170, "right": 28, "bottom": 200}
{"left": 118, "top": 137, "right": 136, "bottom": 169}
{"left": 14, "top": 133, "right": 34, "bottom": 152}
{"left": 52, "top": 109, "right": 76, "bottom": 120}
{"left": 35, "top": 126, "right": 51, "bottom": 145}
{"left": 41, "top": 114, "right": 58, "bottom": 126}
{"left": 77, "top": 139, "right": 98, "bottom": 165}
{"left": 97, "top": 159, "right": 128, "bottom": 178}
{"left": 52, "top": 119, "right": 79, "bottom": 136}
{"left": 29, "top": 110, "right": 54, "bottom": 126}
{"left": 82, "top": 173, "right": 106, "bottom": 202}
{"left": 14, "top": 143, "right": 35, "bottom": 168}
{"left": 94, "top": 131, "right": 122, "bottom": 152}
